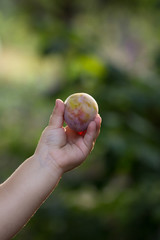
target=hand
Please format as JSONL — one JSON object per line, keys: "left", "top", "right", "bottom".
{"left": 35, "top": 99, "right": 101, "bottom": 174}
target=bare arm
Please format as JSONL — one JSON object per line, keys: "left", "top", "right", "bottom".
{"left": 0, "top": 155, "right": 62, "bottom": 239}
{"left": 0, "top": 99, "right": 101, "bottom": 239}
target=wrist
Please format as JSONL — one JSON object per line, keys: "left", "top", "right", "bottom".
{"left": 32, "top": 152, "right": 63, "bottom": 179}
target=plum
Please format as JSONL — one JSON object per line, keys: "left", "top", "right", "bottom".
{"left": 64, "top": 93, "right": 98, "bottom": 132}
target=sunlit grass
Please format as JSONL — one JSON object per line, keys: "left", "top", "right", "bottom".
{"left": 0, "top": 47, "right": 63, "bottom": 86}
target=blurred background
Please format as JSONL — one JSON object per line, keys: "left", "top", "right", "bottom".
{"left": 0, "top": 0, "right": 160, "bottom": 239}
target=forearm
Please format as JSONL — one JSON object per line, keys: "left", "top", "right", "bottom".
{"left": 0, "top": 98, "right": 101, "bottom": 240}
{"left": 0, "top": 155, "right": 62, "bottom": 239}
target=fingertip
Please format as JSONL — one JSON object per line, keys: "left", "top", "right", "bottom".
{"left": 52, "top": 99, "right": 65, "bottom": 116}
{"left": 96, "top": 114, "right": 102, "bottom": 124}
{"left": 93, "top": 114, "right": 101, "bottom": 140}
{"left": 56, "top": 98, "right": 64, "bottom": 104}
{"left": 94, "top": 114, "right": 102, "bottom": 129}
{"left": 49, "top": 98, "right": 65, "bottom": 128}
{"left": 55, "top": 99, "right": 65, "bottom": 111}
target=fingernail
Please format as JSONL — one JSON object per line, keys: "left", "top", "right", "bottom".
{"left": 55, "top": 99, "right": 59, "bottom": 108}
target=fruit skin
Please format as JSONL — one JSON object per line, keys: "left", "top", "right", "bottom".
{"left": 64, "top": 93, "right": 98, "bottom": 132}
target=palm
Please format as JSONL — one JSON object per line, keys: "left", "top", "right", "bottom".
{"left": 66, "top": 127, "right": 88, "bottom": 158}
{"left": 36, "top": 99, "right": 101, "bottom": 173}
{"left": 52, "top": 127, "right": 90, "bottom": 172}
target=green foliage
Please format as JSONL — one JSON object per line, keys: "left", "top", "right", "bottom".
{"left": 0, "top": 0, "right": 160, "bottom": 239}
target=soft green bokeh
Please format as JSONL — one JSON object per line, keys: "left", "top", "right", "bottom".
{"left": 0, "top": 1, "right": 160, "bottom": 239}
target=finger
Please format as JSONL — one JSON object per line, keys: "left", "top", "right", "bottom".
{"left": 94, "top": 114, "right": 102, "bottom": 141}
{"left": 83, "top": 121, "right": 97, "bottom": 150}
{"left": 49, "top": 99, "right": 65, "bottom": 129}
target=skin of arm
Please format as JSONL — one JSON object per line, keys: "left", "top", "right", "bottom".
{"left": 0, "top": 99, "right": 101, "bottom": 240}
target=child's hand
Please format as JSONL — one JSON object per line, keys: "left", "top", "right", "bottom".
{"left": 35, "top": 99, "right": 101, "bottom": 175}
{"left": 0, "top": 98, "right": 101, "bottom": 239}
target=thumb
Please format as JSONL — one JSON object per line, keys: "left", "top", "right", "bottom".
{"left": 49, "top": 99, "right": 65, "bottom": 128}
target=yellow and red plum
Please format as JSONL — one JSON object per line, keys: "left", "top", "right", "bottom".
{"left": 64, "top": 93, "right": 98, "bottom": 132}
